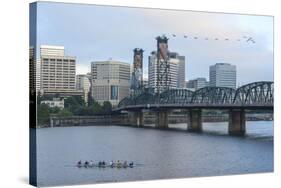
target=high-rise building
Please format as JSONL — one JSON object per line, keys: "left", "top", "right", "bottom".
{"left": 178, "top": 55, "right": 186, "bottom": 88}
{"left": 209, "top": 63, "right": 236, "bottom": 89}
{"left": 186, "top": 77, "right": 208, "bottom": 90}
{"left": 29, "top": 46, "right": 36, "bottom": 94}
{"left": 143, "top": 78, "right": 149, "bottom": 89}
{"left": 186, "top": 80, "right": 195, "bottom": 90}
{"left": 35, "top": 59, "right": 41, "bottom": 92}
{"left": 40, "top": 45, "right": 76, "bottom": 93}
{"left": 40, "top": 45, "right": 65, "bottom": 56}
{"left": 76, "top": 74, "right": 91, "bottom": 105}
{"left": 148, "top": 51, "right": 185, "bottom": 92}
{"left": 91, "top": 60, "right": 130, "bottom": 106}
{"left": 170, "top": 52, "right": 186, "bottom": 88}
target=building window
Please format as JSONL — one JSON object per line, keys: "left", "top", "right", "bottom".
{"left": 110, "top": 85, "right": 118, "bottom": 100}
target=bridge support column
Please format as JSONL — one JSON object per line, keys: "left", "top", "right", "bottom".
{"left": 129, "top": 111, "right": 144, "bottom": 127}
{"left": 187, "top": 109, "right": 202, "bottom": 132}
{"left": 155, "top": 110, "right": 169, "bottom": 128}
{"left": 228, "top": 109, "right": 245, "bottom": 136}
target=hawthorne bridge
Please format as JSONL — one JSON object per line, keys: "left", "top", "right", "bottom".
{"left": 114, "top": 81, "right": 273, "bottom": 135}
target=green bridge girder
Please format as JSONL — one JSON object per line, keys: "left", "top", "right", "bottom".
{"left": 118, "top": 81, "right": 274, "bottom": 109}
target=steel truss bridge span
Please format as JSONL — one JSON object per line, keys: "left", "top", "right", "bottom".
{"left": 116, "top": 81, "right": 273, "bottom": 111}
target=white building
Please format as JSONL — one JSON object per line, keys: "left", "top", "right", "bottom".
{"left": 177, "top": 55, "right": 186, "bottom": 88}
{"left": 36, "top": 59, "right": 41, "bottom": 92}
{"left": 40, "top": 45, "right": 65, "bottom": 56}
{"left": 148, "top": 51, "right": 185, "bottom": 92}
{"left": 29, "top": 46, "right": 36, "bottom": 93}
{"left": 41, "top": 98, "right": 64, "bottom": 108}
{"left": 186, "top": 78, "right": 209, "bottom": 90}
{"left": 76, "top": 74, "right": 91, "bottom": 105}
{"left": 40, "top": 45, "right": 76, "bottom": 93}
{"left": 209, "top": 63, "right": 236, "bottom": 89}
{"left": 91, "top": 60, "right": 130, "bottom": 106}
{"left": 143, "top": 78, "right": 149, "bottom": 88}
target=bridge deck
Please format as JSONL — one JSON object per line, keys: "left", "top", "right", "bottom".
{"left": 114, "top": 103, "right": 273, "bottom": 112}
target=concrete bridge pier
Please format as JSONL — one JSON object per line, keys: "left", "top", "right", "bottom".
{"left": 228, "top": 109, "right": 246, "bottom": 136}
{"left": 155, "top": 110, "right": 169, "bottom": 128}
{"left": 187, "top": 109, "right": 202, "bottom": 132}
{"left": 129, "top": 111, "right": 144, "bottom": 127}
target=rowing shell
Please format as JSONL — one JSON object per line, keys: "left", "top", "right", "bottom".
{"left": 77, "top": 164, "right": 134, "bottom": 168}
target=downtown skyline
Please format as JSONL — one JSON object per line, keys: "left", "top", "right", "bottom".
{"left": 36, "top": 2, "right": 273, "bottom": 85}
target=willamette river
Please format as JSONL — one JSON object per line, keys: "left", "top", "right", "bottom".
{"left": 36, "top": 121, "right": 273, "bottom": 187}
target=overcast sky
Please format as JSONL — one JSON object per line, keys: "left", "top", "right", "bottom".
{"left": 36, "top": 2, "right": 273, "bottom": 85}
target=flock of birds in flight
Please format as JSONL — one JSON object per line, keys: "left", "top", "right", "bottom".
{"left": 166, "top": 34, "right": 256, "bottom": 44}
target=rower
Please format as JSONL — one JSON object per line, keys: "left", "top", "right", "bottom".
{"left": 117, "top": 160, "right": 121, "bottom": 168}
{"left": 109, "top": 160, "right": 114, "bottom": 167}
{"left": 129, "top": 161, "right": 134, "bottom": 167}
{"left": 89, "top": 160, "right": 94, "bottom": 167}
{"left": 77, "top": 160, "right": 82, "bottom": 167}
{"left": 123, "top": 161, "right": 128, "bottom": 168}
{"left": 84, "top": 161, "right": 89, "bottom": 167}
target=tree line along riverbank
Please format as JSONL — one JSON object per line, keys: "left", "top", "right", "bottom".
{"left": 37, "top": 95, "right": 112, "bottom": 126}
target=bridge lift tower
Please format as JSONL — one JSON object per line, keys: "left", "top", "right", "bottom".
{"left": 131, "top": 48, "right": 144, "bottom": 94}
{"left": 156, "top": 35, "right": 170, "bottom": 101}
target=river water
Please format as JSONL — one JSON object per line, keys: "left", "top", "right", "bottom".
{"left": 36, "top": 121, "right": 273, "bottom": 187}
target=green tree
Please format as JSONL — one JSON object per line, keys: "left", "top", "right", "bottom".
{"left": 64, "top": 96, "right": 82, "bottom": 114}
{"left": 102, "top": 101, "right": 112, "bottom": 114}
{"left": 49, "top": 106, "right": 61, "bottom": 114}
{"left": 57, "top": 109, "right": 73, "bottom": 117}
{"left": 92, "top": 102, "right": 102, "bottom": 114}
{"left": 78, "top": 106, "right": 94, "bottom": 116}
{"left": 37, "top": 103, "right": 50, "bottom": 125}
{"left": 74, "top": 95, "right": 85, "bottom": 106}
{"left": 74, "top": 106, "right": 93, "bottom": 116}
{"left": 87, "top": 91, "right": 94, "bottom": 106}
